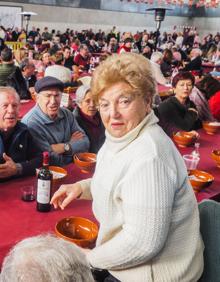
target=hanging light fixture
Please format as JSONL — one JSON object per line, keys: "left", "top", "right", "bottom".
{"left": 119, "top": 0, "right": 219, "bottom": 8}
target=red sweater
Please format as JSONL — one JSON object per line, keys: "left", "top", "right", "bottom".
{"left": 117, "top": 45, "right": 131, "bottom": 54}
{"left": 209, "top": 90, "right": 220, "bottom": 121}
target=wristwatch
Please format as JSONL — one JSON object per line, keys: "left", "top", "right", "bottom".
{"left": 64, "top": 143, "right": 71, "bottom": 154}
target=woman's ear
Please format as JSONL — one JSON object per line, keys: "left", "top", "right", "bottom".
{"left": 144, "top": 97, "right": 152, "bottom": 113}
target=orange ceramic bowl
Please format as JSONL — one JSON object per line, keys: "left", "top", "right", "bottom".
{"left": 74, "top": 153, "right": 96, "bottom": 173}
{"left": 188, "top": 170, "right": 214, "bottom": 192}
{"left": 173, "top": 131, "right": 196, "bottom": 148}
{"left": 36, "top": 166, "right": 67, "bottom": 185}
{"left": 211, "top": 150, "right": 220, "bottom": 168}
{"left": 31, "top": 92, "right": 36, "bottom": 102}
{"left": 203, "top": 121, "right": 220, "bottom": 135}
{"left": 55, "top": 217, "right": 98, "bottom": 248}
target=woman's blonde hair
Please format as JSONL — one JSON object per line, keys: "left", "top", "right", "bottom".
{"left": 91, "top": 53, "right": 156, "bottom": 106}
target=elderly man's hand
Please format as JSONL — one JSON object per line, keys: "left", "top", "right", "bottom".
{"left": 51, "top": 143, "right": 65, "bottom": 154}
{"left": 71, "top": 131, "right": 84, "bottom": 142}
{"left": 0, "top": 153, "right": 18, "bottom": 178}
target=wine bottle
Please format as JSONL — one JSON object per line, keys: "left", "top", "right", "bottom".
{"left": 36, "top": 152, "right": 52, "bottom": 212}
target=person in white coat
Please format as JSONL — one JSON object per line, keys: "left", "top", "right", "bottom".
{"left": 51, "top": 53, "right": 204, "bottom": 282}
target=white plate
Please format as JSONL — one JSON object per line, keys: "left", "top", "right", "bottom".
{"left": 20, "top": 99, "right": 31, "bottom": 104}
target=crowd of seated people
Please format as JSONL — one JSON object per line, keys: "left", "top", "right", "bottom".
{"left": 0, "top": 25, "right": 219, "bottom": 153}
{"left": 1, "top": 24, "right": 220, "bottom": 281}
{"left": 0, "top": 25, "right": 219, "bottom": 172}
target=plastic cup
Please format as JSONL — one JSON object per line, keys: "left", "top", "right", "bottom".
{"left": 21, "top": 185, "right": 35, "bottom": 202}
{"left": 183, "top": 154, "right": 200, "bottom": 171}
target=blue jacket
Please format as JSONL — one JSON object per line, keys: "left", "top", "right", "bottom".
{"left": 22, "top": 105, "right": 90, "bottom": 166}
{"left": 0, "top": 122, "right": 42, "bottom": 179}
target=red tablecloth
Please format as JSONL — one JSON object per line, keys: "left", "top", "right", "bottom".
{"left": 176, "top": 129, "right": 220, "bottom": 202}
{"left": 1, "top": 129, "right": 220, "bottom": 267}
{"left": 19, "top": 100, "right": 36, "bottom": 119}
{"left": 0, "top": 163, "right": 94, "bottom": 268}
{"left": 202, "top": 62, "right": 220, "bottom": 74}
{"left": 157, "top": 84, "right": 173, "bottom": 99}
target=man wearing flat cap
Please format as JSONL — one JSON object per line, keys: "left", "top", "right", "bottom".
{"left": 22, "top": 76, "right": 89, "bottom": 166}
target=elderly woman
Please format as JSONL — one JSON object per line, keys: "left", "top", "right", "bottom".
{"left": 51, "top": 53, "right": 204, "bottom": 282}
{"left": 73, "top": 85, "right": 105, "bottom": 153}
{"left": 157, "top": 71, "right": 201, "bottom": 136}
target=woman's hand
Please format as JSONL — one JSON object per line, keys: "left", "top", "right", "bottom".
{"left": 50, "top": 183, "right": 82, "bottom": 210}
{"left": 188, "top": 107, "right": 198, "bottom": 115}
{"left": 189, "top": 130, "right": 200, "bottom": 139}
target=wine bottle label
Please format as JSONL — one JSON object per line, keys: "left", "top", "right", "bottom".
{"left": 37, "top": 179, "right": 51, "bottom": 204}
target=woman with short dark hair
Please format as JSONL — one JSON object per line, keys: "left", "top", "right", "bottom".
{"left": 157, "top": 71, "right": 201, "bottom": 135}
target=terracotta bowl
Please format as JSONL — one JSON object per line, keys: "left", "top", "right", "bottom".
{"left": 188, "top": 170, "right": 214, "bottom": 192}
{"left": 211, "top": 150, "right": 220, "bottom": 168}
{"left": 63, "top": 86, "right": 78, "bottom": 94}
{"left": 55, "top": 216, "right": 98, "bottom": 248}
{"left": 173, "top": 131, "right": 196, "bottom": 148}
{"left": 74, "top": 153, "right": 96, "bottom": 173}
{"left": 31, "top": 92, "right": 36, "bottom": 102}
{"left": 202, "top": 121, "right": 220, "bottom": 135}
{"left": 36, "top": 166, "right": 67, "bottom": 185}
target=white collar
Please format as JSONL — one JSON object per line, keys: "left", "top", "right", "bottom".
{"left": 105, "top": 110, "right": 158, "bottom": 153}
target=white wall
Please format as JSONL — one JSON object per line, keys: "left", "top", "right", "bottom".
{"left": 0, "top": 1, "right": 218, "bottom": 37}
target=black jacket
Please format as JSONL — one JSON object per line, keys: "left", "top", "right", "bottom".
{"left": 0, "top": 122, "right": 42, "bottom": 179}
{"left": 7, "top": 67, "right": 36, "bottom": 100}
{"left": 183, "top": 56, "right": 202, "bottom": 72}
{"left": 156, "top": 96, "right": 202, "bottom": 136}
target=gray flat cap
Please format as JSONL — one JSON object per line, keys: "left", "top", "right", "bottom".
{"left": 35, "top": 76, "right": 64, "bottom": 93}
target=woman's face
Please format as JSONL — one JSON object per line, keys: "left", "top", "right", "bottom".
{"left": 79, "top": 91, "right": 97, "bottom": 117}
{"left": 42, "top": 53, "right": 50, "bottom": 65}
{"left": 98, "top": 82, "right": 149, "bottom": 138}
{"left": 174, "top": 79, "right": 193, "bottom": 101}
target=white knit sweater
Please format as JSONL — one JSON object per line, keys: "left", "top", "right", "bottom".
{"left": 79, "top": 111, "right": 204, "bottom": 282}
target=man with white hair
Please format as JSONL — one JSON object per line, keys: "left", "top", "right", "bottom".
{"left": 150, "top": 51, "right": 169, "bottom": 85}
{"left": 0, "top": 234, "right": 94, "bottom": 282}
{"left": 182, "top": 48, "right": 202, "bottom": 72}
{"left": 0, "top": 87, "right": 42, "bottom": 180}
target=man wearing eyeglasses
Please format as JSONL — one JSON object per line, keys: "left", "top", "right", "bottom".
{"left": 22, "top": 76, "right": 89, "bottom": 166}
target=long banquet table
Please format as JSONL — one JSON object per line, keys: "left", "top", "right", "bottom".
{"left": 0, "top": 163, "right": 95, "bottom": 268}
{"left": 19, "top": 99, "right": 36, "bottom": 119}
{"left": 177, "top": 128, "right": 220, "bottom": 202}
{"left": 0, "top": 128, "right": 220, "bottom": 268}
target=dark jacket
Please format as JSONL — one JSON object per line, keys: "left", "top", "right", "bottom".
{"left": 183, "top": 56, "right": 202, "bottom": 72}
{"left": 73, "top": 107, "right": 105, "bottom": 154}
{"left": 0, "top": 63, "right": 17, "bottom": 86}
{"left": 0, "top": 122, "right": 42, "bottom": 179}
{"left": 156, "top": 96, "right": 202, "bottom": 136}
{"left": 7, "top": 67, "right": 36, "bottom": 100}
